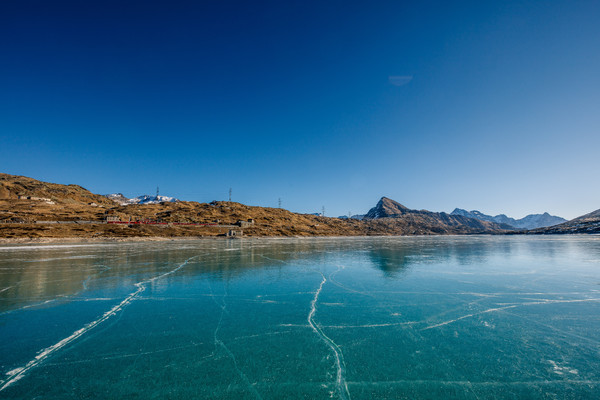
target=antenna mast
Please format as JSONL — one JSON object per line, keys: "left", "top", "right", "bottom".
{"left": 229, "top": 188, "right": 232, "bottom": 202}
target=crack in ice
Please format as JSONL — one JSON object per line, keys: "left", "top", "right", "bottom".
{"left": 347, "top": 379, "right": 600, "bottom": 386}
{"left": 308, "top": 272, "right": 351, "bottom": 400}
{"left": 421, "top": 298, "right": 600, "bottom": 330}
{"left": 0, "top": 255, "right": 199, "bottom": 392}
{"left": 44, "top": 341, "right": 206, "bottom": 366}
{"left": 210, "top": 286, "right": 263, "bottom": 400}
{"left": 421, "top": 306, "right": 518, "bottom": 330}
{"left": 323, "top": 322, "right": 417, "bottom": 329}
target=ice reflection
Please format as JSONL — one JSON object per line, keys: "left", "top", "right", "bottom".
{"left": 368, "top": 247, "right": 415, "bottom": 277}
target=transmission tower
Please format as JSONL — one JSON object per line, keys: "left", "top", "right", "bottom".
{"left": 156, "top": 186, "right": 159, "bottom": 198}
{"left": 228, "top": 188, "right": 232, "bottom": 202}
{"left": 322, "top": 206, "right": 325, "bottom": 217}
{"left": 278, "top": 198, "right": 282, "bottom": 208}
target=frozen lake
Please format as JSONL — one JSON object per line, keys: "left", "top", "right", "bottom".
{"left": 1, "top": 236, "right": 600, "bottom": 399}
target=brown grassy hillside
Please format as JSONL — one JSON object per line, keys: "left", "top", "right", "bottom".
{"left": 0, "top": 173, "right": 115, "bottom": 206}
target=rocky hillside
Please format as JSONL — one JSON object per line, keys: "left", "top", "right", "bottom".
{"left": 0, "top": 173, "right": 115, "bottom": 206}
{"left": 0, "top": 174, "right": 508, "bottom": 239}
{"left": 526, "top": 208, "right": 600, "bottom": 234}
{"left": 451, "top": 208, "right": 566, "bottom": 229}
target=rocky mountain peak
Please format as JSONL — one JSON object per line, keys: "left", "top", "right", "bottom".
{"left": 365, "top": 197, "right": 411, "bottom": 219}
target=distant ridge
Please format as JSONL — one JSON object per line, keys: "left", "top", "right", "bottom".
{"left": 106, "top": 193, "right": 179, "bottom": 205}
{"left": 527, "top": 208, "right": 600, "bottom": 234}
{"left": 338, "top": 214, "right": 365, "bottom": 220}
{"left": 451, "top": 208, "right": 566, "bottom": 230}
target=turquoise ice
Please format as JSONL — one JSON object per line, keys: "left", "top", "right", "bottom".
{"left": 1, "top": 236, "right": 600, "bottom": 399}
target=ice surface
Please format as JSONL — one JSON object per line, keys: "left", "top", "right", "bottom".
{"left": 1, "top": 236, "right": 600, "bottom": 398}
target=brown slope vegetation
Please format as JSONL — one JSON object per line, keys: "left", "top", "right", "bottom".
{"left": 0, "top": 198, "right": 109, "bottom": 223}
{"left": 0, "top": 173, "right": 115, "bottom": 206}
{"left": 0, "top": 174, "right": 506, "bottom": 239}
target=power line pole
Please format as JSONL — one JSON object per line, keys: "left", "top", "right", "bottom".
{"left": 228, "top": 188, "right": 232, "bottom": 202}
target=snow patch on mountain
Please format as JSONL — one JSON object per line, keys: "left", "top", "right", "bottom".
{"left": 106, "top": 193, "right": 179, "bottom": 205}
{"left": 338, "top": 214, "right": 365, "bottom": 220}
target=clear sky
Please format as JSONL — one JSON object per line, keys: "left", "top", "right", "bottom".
{"left": 1, "top": 1, "right": 599, "bottom": 220}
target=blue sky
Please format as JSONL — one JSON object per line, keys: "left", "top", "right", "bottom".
{"left": 1, "top": 1, "right": 599, "bottom": 219}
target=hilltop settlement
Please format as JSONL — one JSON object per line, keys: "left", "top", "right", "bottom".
{"left": 0, "top": 173, "right": 598, "bottom": 240}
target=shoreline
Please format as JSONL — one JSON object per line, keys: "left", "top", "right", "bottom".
{"left": 0, "top": 236, "right": 214, "bottom": 245}
{"left": 1, "top": 232, "right": 597, "bottom": 245}
{"left": 0, "top": 234, "right": 484, "bottom": 245}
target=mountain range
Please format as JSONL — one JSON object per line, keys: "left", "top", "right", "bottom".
{"left": 362, "top": 197, "right": 510, "bottom": 231}
{"left": 451, "top": 208, "right": 566, "bottom": 230}
{"left": 525, "top": 209, "right": 600, "bottom": 234}
{"left": 0, "top": 173, "right": 598, "bottom": 238}
{"left": 0, "top": 174, "right": 504, "bottom": 238}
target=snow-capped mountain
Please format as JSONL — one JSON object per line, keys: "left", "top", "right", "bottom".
{"left": 105, "top": 193, "right": 130, "bottom": 205}
{"left": 451, "top": 208, "right": 566, "bottom": 230}
{"left": 129, "top": 194, "right": 179, "bottom": 205}
{"left": 338, "top": 214, "right": 365, "bottom": 220}
{"left": 106, "top": 193, "right": 179, "bottom": 205}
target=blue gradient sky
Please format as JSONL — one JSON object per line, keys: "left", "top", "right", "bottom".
{"left": 1, "top": 1, "right": 599, "bottom": 219}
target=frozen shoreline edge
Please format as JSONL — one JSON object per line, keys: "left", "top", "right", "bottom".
{"left": 1, "top": 233, "right": 598, "bottom": 245}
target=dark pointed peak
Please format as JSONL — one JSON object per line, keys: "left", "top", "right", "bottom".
{"left": 365, "top": 196, "right": 411, "bottom": 219}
